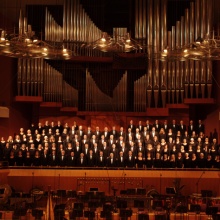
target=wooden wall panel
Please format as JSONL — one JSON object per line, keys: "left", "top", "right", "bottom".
{"left": 7, "top": 169, "right": 220, "bottom": 198}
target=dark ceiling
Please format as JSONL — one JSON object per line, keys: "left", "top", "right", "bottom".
{"left": 25, "top": 0, "right": 192, "bottom": 38}
{"left": 78, "top": 0, "right": 133, "bottom": 34}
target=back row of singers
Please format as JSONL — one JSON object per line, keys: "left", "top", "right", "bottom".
{"left": 32, "top": 119, "right": 205, "bottom": 136}
{"left": 27, "top": 119, "right": 206, "bottom": 141}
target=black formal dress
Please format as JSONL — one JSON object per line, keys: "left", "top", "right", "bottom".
{"left": 135, "top": 158, "right": 145, "bottom": 169}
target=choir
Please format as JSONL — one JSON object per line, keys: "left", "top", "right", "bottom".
{"left": 0, "top": 119, "right": 219, "bottom": 169}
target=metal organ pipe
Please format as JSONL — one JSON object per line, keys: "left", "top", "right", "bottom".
{"left": 147, "top": 0, "right": 153, "bottom": 56}
{"left": 171, "top": 26, "right": 175, "bottom": 51}
{"left": 138, "top": 0, "right": 143, "bottom": 39}
{"left": 66, "top": 0, "right": 71, "bottom": 40}
{"left": 153, "top": 0, "right": 160, "bottom": 107}
{"left": 167, "top": 31, "right": 172, "bottom": 49}
{"left": 145, "top": 0, "right": 152, "bottom": 107}
{"left": 180, "top": 16, "right": 185, "bottom": 48}
{"left": 35, "top": 59, "right": 38, "bottom": 96}
{"left": 63, "top": 0, "right": 67, "bottom": 40}
{"left": 143, "top": 0, "right": 147, "bottom": 41}
{"left": 176, "top": 21, "right": 181, "bottom": 48}
{"left": 161, "top": 0, "right": 167, "bottom": 51}
{"left": 207, "top": 0, "right": 213, "bottom": 35}
{"left": 19, "top": 10, "right": 23, "bottom": 35}
{"left": 195, "top": 0, "right": 200, "bottom": 40}
{"left": 154, "top": 0, "right": 160, "bottom": 53}
{"left": 135, "top": 0, "right": 139, "bottom": 39}
{"left": 17, "top": 59, "right": 22, "bottom": 96}
{"left": 180, "top": 62, "right": 184, "bottom": 102}
{"left": 171, "top": 62, "right": 175, "bottom": 103}
{"left": 201, "top": 0, "right": 207, "bottom": 38}
{"left": 16, "top": 0, "right": 215, "bottom": 111}
{"left": 45, "top": 8, "right": 48, "bottom": 41}
{"left": 189, "top": 2, "right": 194, "bottom": 44}
{"left": 185, "top": 9, "right": 189, "bottom": 46}
{"left": 176, "top": 61, "right": 180, "bottom": 103}
{"left": 30, "top": 59, "right": 34, "bottom": 96}
{"left": 26, "top": 59, "right": 30, "bottom": 96}
{"left": 160, "top": 0, "right": 168, "bottom": 108}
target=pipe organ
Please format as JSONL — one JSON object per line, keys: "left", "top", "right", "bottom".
{"left": 16, "top": 0, "right": 214, "bottom": 112}
{"left": 17, "top": 58, "right": 78, "bottom": 108}
{"left": 134, "top": 0, "right": 213, "bottom": 110}
{"left": 86, "top": 69, "right": 127, "bottom": 112}
{"left": 17, "top": 59, "right": 44, "bottom": 97}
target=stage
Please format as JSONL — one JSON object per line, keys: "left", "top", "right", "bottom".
{"left": 2, "top": 168, "right": 220, "bottom": 197}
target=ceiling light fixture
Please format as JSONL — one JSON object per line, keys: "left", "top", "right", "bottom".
{"left": 85, "top": 28, "right": 142, "bottom": 53}
{"left": 0, "top": 10, "right": 71, "bottom": 59}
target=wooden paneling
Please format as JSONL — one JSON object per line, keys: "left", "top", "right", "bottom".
{"left": 184, "top": 98, "right": 215, "bottom": 104}
{"left": 40, "top": 102, "right": 62, "bottom": 107}
{"left": 7, "top": 169, "right": 220, "bottom": 197}
{"left": 14, "top": 96, "right": 43, "bottom": 102}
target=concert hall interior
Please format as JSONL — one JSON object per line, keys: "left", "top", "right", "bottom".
{"left": 0, "top": 0, "right": 220, "bottom": 219}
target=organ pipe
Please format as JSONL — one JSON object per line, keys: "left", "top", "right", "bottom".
{"left": 189, "top": 2, "right": 194, "bottom": 43}
{"left": 195, "top": 0, "right": 200, "bottom": 40}
{"left": 207, "top": 0, "right": 213, "bottom": 35}
{"left": 147, "top": 0, "right": 153, "bottom": 56}
{"left": 185, "top": 9, "right": 189, "bottom": 46}
{"left": 30, "top": 59, "right": 34, "bottom": 96}
{"left": 161, "top": 0, "right": 167, "bottom": 50}
{"left": 22, "top": 58, "right": 26, "bottom": 96}
{"left": 26, "top": 59, "right": 30, "bottom": 96}
{"left": 138, "top": 0, "right": 143, "bottom": 39}
{"left": 135, "top": 0, "right": 139, "bottom": 39}
{"left": 33, "top": 59, "right": 37, "bottom": 96}
{"left": 17, "top": 59, "right": 22, "bottom": 96}
{"left": 201, "top": 0, "right": 207, "bottom": 38}
{"left": 200, "top": 61, "right": 206, "bottom": 98}
{"left": 16, "top": 0, "right": 214, "bottom": 111}
{"left": 180, "top": 17, "right": 185, "bottom": 47}
{"left": 176, "top": 21, "right": 181, "bottom": 48}
{"left": 171, "top": 26, "right": 175, "bottom": 50}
